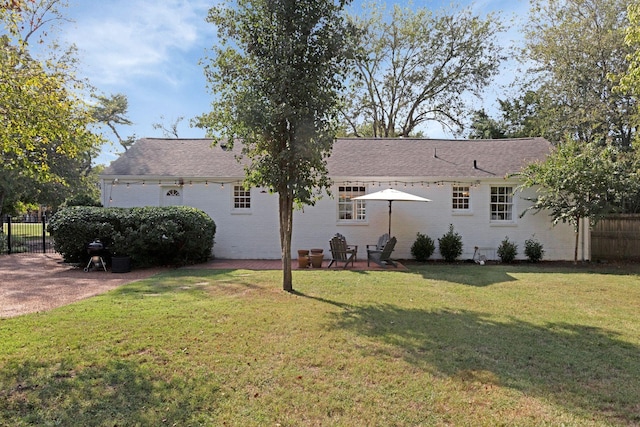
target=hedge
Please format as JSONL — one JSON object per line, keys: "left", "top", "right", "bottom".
{"left": 48, "top": 206, "right": 216, "bottom": 267}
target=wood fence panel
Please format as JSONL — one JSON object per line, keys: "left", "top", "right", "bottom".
{"left": 591, "top": 215, "right": 640, "bottom": 260}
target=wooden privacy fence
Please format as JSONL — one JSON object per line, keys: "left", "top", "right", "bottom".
{"left": 591, "top": 214, "right": 640, "bottom": 261}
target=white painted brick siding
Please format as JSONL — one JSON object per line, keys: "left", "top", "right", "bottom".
{"left": 103, "top": 179, "right": 582, "bottom": 261}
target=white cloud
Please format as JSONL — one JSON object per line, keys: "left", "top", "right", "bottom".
{"left": 65, "top": 0, "right": 214, "bottom": 86}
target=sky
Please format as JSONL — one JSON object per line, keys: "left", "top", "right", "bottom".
{"left": 58, "top": 0, "right": 530, "bottom": 165}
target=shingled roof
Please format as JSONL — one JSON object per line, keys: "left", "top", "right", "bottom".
{"left": 102, "top": 137, "right": 552, "bottom": 179}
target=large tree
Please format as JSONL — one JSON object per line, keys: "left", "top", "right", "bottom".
{"left": 90, "top": 93, "right": 136, "bottom": 151}
{"left": 196, "top": 0, "right": 353, "bottom": 291}
{"left": 341, "top": 3, "right": 505, "bottom": 137}
{"left": 522, "top": 0, "right": 636, "bottom": 147}
{"left": 468, "top": 90, "right": 560, "bottom": 140}
{"left": 0, "top": 0, "right": 102, "bottom": 216}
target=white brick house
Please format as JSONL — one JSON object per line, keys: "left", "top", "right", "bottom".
{"left": 100, "top": 137, "right": 586, "bottom": 261}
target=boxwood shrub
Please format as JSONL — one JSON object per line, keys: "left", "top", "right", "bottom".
{"left": 48, "top": 206, "right": 216, "bottom": 267}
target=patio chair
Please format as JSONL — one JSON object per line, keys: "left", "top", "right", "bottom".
{"left": 367, "top": 236, "right": 397, "bottom": 268}
{"left": 328, "top": 235, "right": 357, "bottom": 268}
{"left": 335, "top": 233, "right": 358, "bottom": 261}
{"left": 366, "top": 233, "right": 389, "bottom": 253}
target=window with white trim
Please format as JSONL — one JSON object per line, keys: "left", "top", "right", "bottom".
{"left": 490, "top": 186, "right": 513, "bottom": 221}
{"left": 234, "top": 185, "right": 251, "bottom": 209}
{"left": 452, "top": 186, "right": 470, "bottom": 211}
{"left": 338, "top": 186, "right": 366, "bottom": 221}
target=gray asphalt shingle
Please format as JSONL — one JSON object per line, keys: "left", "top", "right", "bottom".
{"left": 102, "top": 137, "right": 551, "bottom": 179}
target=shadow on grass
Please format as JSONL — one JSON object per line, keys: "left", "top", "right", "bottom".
{"left": 111, "top": 269, "right": 264, "bottom": 298}
{"left": 0, "top": 358, "right": 219, "bottom": 425}
{"left": 406, "top": 263, "right": 519, "bottom": 286}
{"left": 329, "top": 303, "right": 640, "bottom": 424}
{"left": 407, "top": 262, "right": 640, "bottom": 287}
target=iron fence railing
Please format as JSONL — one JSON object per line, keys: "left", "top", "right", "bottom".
{"left": 1, "top": 215, "right": 55, "bottom": 254}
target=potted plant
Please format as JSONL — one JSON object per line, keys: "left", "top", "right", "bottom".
{"left": 110, "top": 231, "right": 132, "bottom": 273}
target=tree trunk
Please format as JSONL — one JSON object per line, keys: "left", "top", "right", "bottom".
{"left": 574, "top": 218, "right": 580, "bottom": 264}
{"left": 279, "top": 191, "right": 294, "bottom": 292}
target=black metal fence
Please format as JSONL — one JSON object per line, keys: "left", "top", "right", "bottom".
{"left": 1, "top": 215, "right": 55, "bottom": 254}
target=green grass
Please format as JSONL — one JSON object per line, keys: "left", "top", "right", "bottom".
{"left": 1, "top": 264, "right": 639, "bottom": 426}
{"left": 2, "top": 223, "right": 50, "bottom": 238}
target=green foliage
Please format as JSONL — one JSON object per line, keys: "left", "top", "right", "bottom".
{"left": 518, "top": 140, "right": 630, "bottom": 261}
{"left": 524, "top": 0, "right": 635, "bottom": 147}
{"left": 411, "top": 232, "right": 435, "bottom": 262}
{"left": 497, "top": 236, "right": 518, "bottom": 263}
{"left": 0, "top": 231, "right": 6, "bottom": 254}
{"left": 467, "top": 109, "right": 506, "bottom": 139}
{"left": 0, "top": 1, "right": 103, "bottom": 218}
{"left": 60, "top": 194, "right": 102, "bottom": 208}
{"left": 524, "top": 236, "right": 545, "bottom": 263}
{"left": 196, "top": 0, "right": 354, "bottom": 291}
{"left": 438, "top": 224, "right": 463, "bottom": 262}
{"left": 47, "top": 206, "right": 216, "bottom": 267}
{"left": 90, "top": 93, "right": 136, "bottom": 151}
{"left": 343, "top": 3, "right": 505, "bottom": 137}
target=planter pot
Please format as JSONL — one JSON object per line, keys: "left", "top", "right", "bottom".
{"left": 297, "top": 250, "right": 310, "bottom": 268}
{"left": 310, "top": 253, "right": 323, "bottom": 268}
{"left": 111, "top": 256, "right": 131, "bottom": 273}
{"left": 310, "top": 248, "right": 324, "bottom": 255}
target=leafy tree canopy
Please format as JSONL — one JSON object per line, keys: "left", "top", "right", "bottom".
{"left": 517, "top": 140, "right": 632, "bottom": 261}
{"left": 342, "top": 3, "right": 505, "bottom": 137}
{"left": 522, "top": 0, "right": 636, "bottom": 147}
{"left": 196, "top": 0, "right": 354, "bottom": 291}
{"left": 0, "top": 0, "right": 102, "bottom": 216}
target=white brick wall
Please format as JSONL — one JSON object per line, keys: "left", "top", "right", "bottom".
{"left": 102, "top": 179, "right": 582, "bottom": 261}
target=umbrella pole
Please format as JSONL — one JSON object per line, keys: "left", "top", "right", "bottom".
{"left": 388, "top": 200, "right": 392, "bottom": 236}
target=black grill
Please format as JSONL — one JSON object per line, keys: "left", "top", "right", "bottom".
{"left": 84, "top": 240, "right": 107, "bottom": 272}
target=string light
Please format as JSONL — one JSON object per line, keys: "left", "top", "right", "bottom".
{"left": 104, "top": 178, "right": 484, "bottom": 190}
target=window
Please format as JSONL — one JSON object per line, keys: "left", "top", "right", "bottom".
{"left": 338, "top": 186, "right": 366, "bottom": 221}
{"left": 452, "top": 186, "right": 470, "bottom": 210}
{"left": 162, "top": 187, "right": 182, "bottom": 206}
{"left": 234, "top": 185, "right": 251, "bottom": 209}
{"left": 490, "top": 186, "right": 513, "bottom": 221}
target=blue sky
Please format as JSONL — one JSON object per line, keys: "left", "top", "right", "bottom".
{"left": 60, "top": 0, "right": 529, "bottom": 165}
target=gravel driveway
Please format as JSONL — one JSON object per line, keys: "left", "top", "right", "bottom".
{"left": 0, "top": 253, "right": 165, "bottom": 318}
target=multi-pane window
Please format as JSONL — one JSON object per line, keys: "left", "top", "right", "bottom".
{"left": 452, "top": 186, "right": 470, "bottom": 210}
{"left": 490, "top": 186, "right": 513, "bottom": 221}
{"left": 338, "top": 186, "right": 366, "bottom": 221}
{"left": 234, "top": 185, "right": 251, "bottom": 209}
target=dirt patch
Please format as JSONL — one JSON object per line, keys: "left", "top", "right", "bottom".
{"left": 0, "top": 253, "right": 166, "bottom": 318}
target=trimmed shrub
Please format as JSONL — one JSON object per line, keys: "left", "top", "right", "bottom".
{"left": 524, "top": 236, "right": 545, "bottom": 262}
{"left": 47, "top": 206, "right": 119, "bottom": 263}
{"left": 48, "top": 206, "right": 216, "bottom": 267}
{"left": 411, "top": 232, "right": 435, "bottom": 262}
{"left": 497, "top": 236, "right": 518, "bottom": 263}
{"left": 0, "top": 232, "right": 6, "bottom": 254}
{"left": 438, "top": 224, "right": 463, "bottom": 262}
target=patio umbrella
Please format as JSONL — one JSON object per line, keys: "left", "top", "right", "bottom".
{"left": 352, "top": 188, "right": 432, "bottom": 236}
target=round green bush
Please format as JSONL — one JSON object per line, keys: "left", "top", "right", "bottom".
{"left": 497, "top": 236, "right": 518, "bottom": 263}
{"left": 438, "top": 224, "right": 463, "bottom": 262}
{"left": 411, "top": 232, "right": 435, "bottom": 262}
{"left": 524, "top": 236, "right": 545, "bottom": 262}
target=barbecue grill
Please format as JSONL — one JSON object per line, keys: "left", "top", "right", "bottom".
{"left": 84, "top": 239, "right": 108, "bottom": 272}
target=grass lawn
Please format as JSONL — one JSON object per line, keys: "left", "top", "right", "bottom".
{"left": 1, "top": 263, "right": 639, "bottom": 426}
{"left": 1, "top": 223, "right": 49, "bottom": 238}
